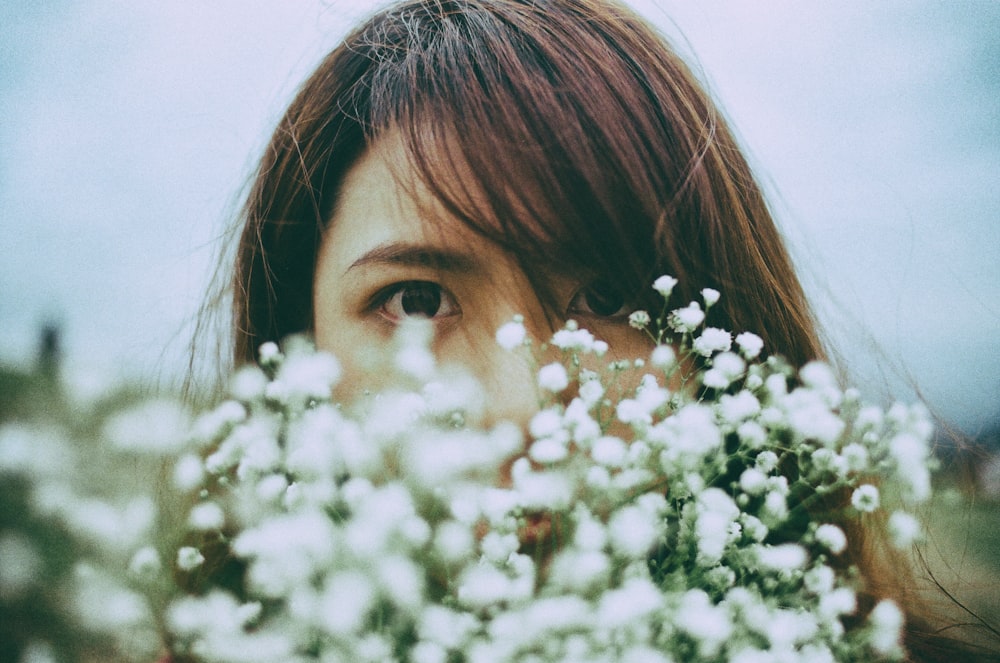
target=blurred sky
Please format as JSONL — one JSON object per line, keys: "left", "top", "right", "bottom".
{"left": 1, "top": 1, "right": 998, "bottom": 431}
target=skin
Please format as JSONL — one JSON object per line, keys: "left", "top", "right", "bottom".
{"left": 313, "top": 133, "right": 650, "bottom": 425}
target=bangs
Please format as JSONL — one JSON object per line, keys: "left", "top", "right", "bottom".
{"left": 351, "top": 0, "right": 687, "bottom": 310}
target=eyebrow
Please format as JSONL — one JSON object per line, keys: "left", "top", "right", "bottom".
{"left": 345, "top": 241, "right": 481, "bottom": 275}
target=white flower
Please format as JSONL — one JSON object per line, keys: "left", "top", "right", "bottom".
{"left": 652, "top": 275, "right": 678, "bottom": 297}
{"left": 537, "top": 363, "right": 569, "bottom": 392}
{"left": 818, "top": 587, "right": 856, "bottom": 619}
{"left": 550, "top": 549, "right": 611, "bottom": 592}
{"left": 230, "top": 365, "right": 269, "bottom": 402}
{"left": 0, "top": 532, "right": 41, "bottom": 599}
{"left": 529, "top": 408, "right": 563, "bottom": 439}
{"left": 457, "top": 565, "right": 516, "bottom": 610}
{"left": 319, "top": 570, "right": 376, "bottom": 635}
{"left": 496, "top": 318, "right": 526, "bottom": 350}
{"left": 629, "top": 310, "right": 651, "bottom": 329}
{"left": 739, "top": 468, "right": 768, "bottom": 496}
{"left": 735, "top": 331, "right": 764, "bottom": 359}
{"left": 803, "top": 565, "right": 835, "bottom": 595}
{"left": 173, "top": 453, "right": 205, "bottom": 491}
{"left": 841, "top": 443, "right": 869, "bottom": 473}
{"left": 814, "top": 524, "right": 847, "bottom": 554}
{"left": 434, "top": 521, "right": 476, "bottom": 564}
{"left": 712, "top": 352, "right": 746, "bottom": 379}
{"left": 128, "top": 546, "right": 162, "bottom": 579}
{"left": 550, "top": 325, "right": 598, "bottom": 352}
{"left": 784, "top": 388, "right": 845, "bottom": 446}
{"left": 578, "top": 378, "right": 604, "bottom": 407}
{"left": 692, "top": 327, "right": 732, "bottom": 357}
{"left": 596, "top": 576, "right": 662, "bottom": 630}
{"left": 756, "top": 543, "right": 808, "bottom": 572}
{"left": 668, "top": 302, "right": 705, "bottom": 333}
{"left": 177, "top": 546, "right": 205, "bottom": 571}
{"left": 868, "top": 600, "right": 904, "bottom": 657}
{"left": 529, "top": 436, "right": 568, "bottom": 464}
{"left": 755, "top": 451, "right": 779, "bottom": 473}
{"left": 189, "top": 501, "right": 226, "bottom": 531}
{"left": 274, "top": 350, "right": 341, "bottom": 402}
{"left": 851, "top": 484, "right": 880, "bottom": 512}
{"left": 719, "top": 390, "right": 761, "bottom": 424}
{"left": 650, "top": 344, "right": 676, "bottom": 369}
{"left": 591, "top": 435, "right": 628, "bottom": 468}
{"left": 887, "top": 511, "right": 922, "bottom": 548}
{"left": 617, "top": 398, "right": 651, "bottom": 426}
{"left": 608, "top": 505, "right": 661, "bottom": 559}
{"left": 695, "top": 488, "right": 740, "bottom": 566}
{"left": 700, "top": 288, "right": 720, "bottom": 307}
{"left": 675, "top": 589, "right": 732, "bottom": 658}
{"left": 257, "top": 341, "right": 281, "bottom": 365}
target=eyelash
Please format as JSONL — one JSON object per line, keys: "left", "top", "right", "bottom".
{"left": 365, "top": 280, "right": 629, "bottom": 328}
{"left": 567, "top": 282, "right": 631, "bottom": 319}
{"left": 368, "top": 280, "right": 461, "bottom": 323}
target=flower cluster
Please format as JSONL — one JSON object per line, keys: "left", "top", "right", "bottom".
{"left": 0, "top": 280, "right": 936, "bottom": 662}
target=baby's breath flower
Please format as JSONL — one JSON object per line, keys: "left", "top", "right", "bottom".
{"left": 578, "top": 378, "right": 604, "bottom": 407}
{"left": 496, "top": 318, "right": 527, "bottom": 350}
{"left": 756, "top": 543, "right": 808, "bottom": 573}
{"left": 591, "top": 435, "right": 628, "bottom": 468}
{"left": 818, "top": 587, "right": 857, "bottom": 620}
{"left": 674, "top": 589, "right": 732, "bottom": 658}
{"left": 668, "top": 302, "right": 705, "bottom": 333}
{"left": 887, "top": 511, "right": 922, "bottom": 548}
{"left": 652, "top": 274, "right": 678, "bottom": 298}
{"left": 176, "top": 546, "right": 205, "bottom": 571}
{"left": 840, "top": 443, "right": 869, "bottom": 473}
{"left": 814, "top": 524, "right": 847, "bottom": 555}
{"left": 529, "top": 408, "right": 563, "bottom": 439}
{"left": 737, "top": 420, "right": 767, "bottom": 448}
{"left": 608, "top": 504, "right": 661, "bottom": 559}
{"left": 735, "top": 331, "right": 764, "bottom": 359}
{"left": 537, "top": 362, "right": 569, "bottom": 392}
{"left": 257, "top": 341, "right": 281, "bottom": 366}
{"left": 868, "top": 600, "right": 904, "bottom": 658}
{"left": 551, "top": 326, "right": 598, "bottom": 352}
{"left": 173, "top": 453, "right": 205, "bottom": 491}
{"left": 851, "top": 484, "right": 880, "bottom": 513}
{"left": 700, "top": 288, "right": 720, "bottom": 308}
{"left": 128, "top": 546, "right": 162, "bottom": 579}
{"left": 719, "top": 390, "right": 761, "bottom": 425}
{"left": 739, "top": 468, "right": 768, "bottom": 496}
{"left": 188, "top": 501, "right": 225, "bottom": 531}
{"left": 230, "top": 365, "right": 269, "bottom": 402}
{"left": 804, "top": 565, "right": 836, "bottom": 595}
{"left": 650, "top": 345, "right": 675, "bottom": 370}
{"left": 629, "top": 310, "right": 651, "bottom": 329}
{"left": 692, "top": 327, "right": 732, "bottom": 357}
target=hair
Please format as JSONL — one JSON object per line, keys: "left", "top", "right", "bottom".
{"left": 210, "top": 0, "right": 993, "bottom": 659}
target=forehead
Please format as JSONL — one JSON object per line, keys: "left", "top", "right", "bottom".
{"left": 328, "top": 132, "right": 483, "bottom": 258}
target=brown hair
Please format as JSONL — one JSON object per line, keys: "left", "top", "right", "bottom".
{"left": 216, "top": 0, "right": 992, "bottom": 658}
{"left": 230, "top": 0, "right": 822, "bottom": 369}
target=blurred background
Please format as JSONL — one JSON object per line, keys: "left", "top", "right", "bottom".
{"left": 1, "top": 0, "right": 998, "bottom": 434}
{"left": 1, "top": 2, "right": 999, "bottom": 655}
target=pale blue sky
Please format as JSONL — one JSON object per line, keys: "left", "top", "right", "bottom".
{"left": 1, "top": 1, "right": 998, "bottom": 431}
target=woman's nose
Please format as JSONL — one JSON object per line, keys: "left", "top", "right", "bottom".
{"left": 455, "top": 311, "right": 560, "bottom": 428}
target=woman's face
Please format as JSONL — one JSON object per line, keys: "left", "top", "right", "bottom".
{"left": 313, "top": 133, "right": 650, "bottom": 425}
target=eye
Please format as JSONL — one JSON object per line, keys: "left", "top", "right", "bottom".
{"left": 375, "top": 281, "right": 460, "bottom": 322}
{"left": 567, "top": 281, "right": 630, "bottom": 318}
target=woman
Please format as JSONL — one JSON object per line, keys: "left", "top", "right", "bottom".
{"left": 211, "top": 0, "right": 991, "bottom": 659}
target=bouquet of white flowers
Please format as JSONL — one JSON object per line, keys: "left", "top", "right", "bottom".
{"left": 0, "top": 279, "right": 935, "bottom": 663}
